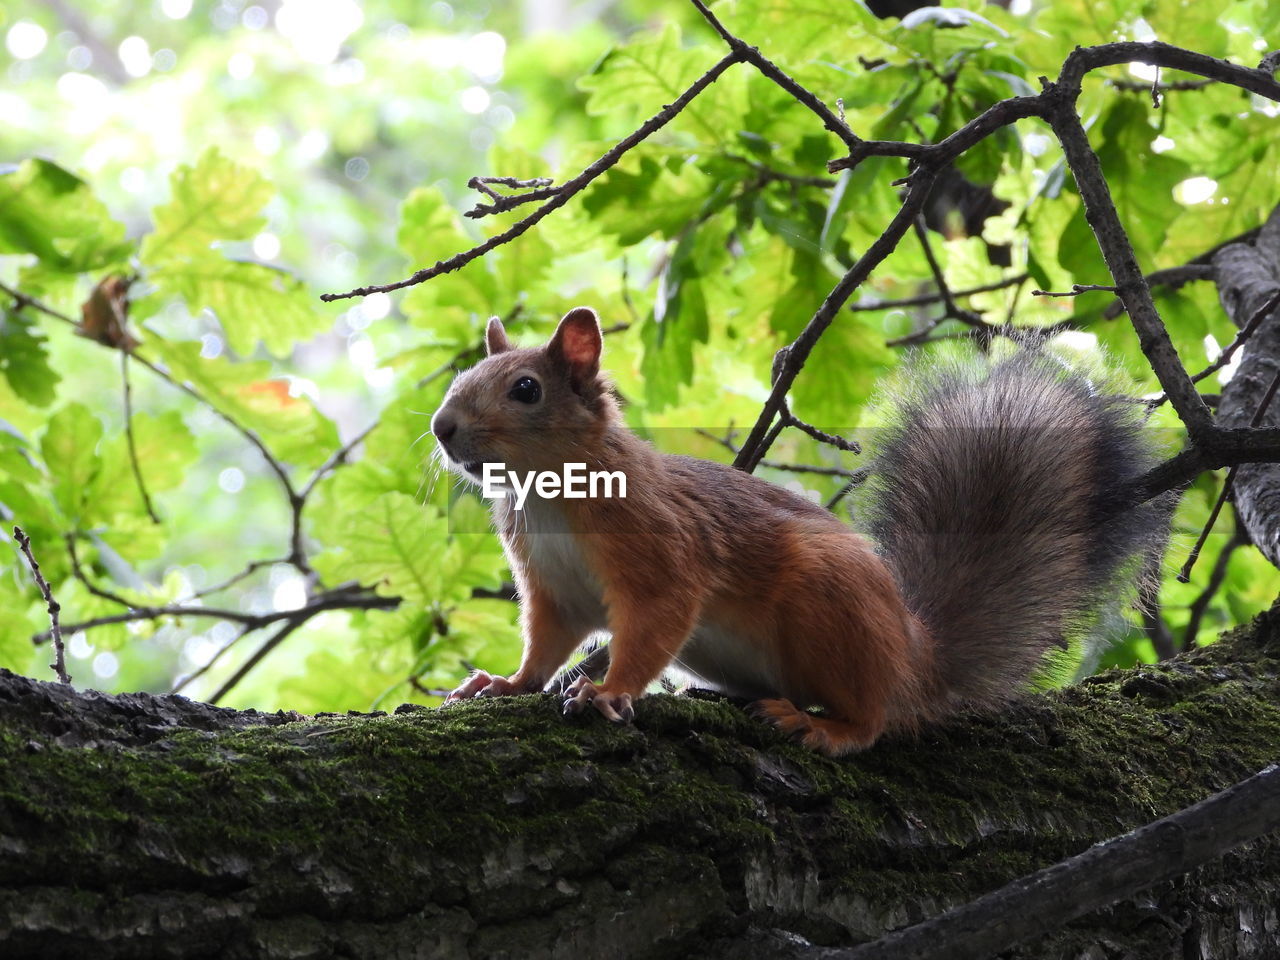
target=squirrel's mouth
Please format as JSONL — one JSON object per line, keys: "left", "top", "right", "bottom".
{"left": 462, "top": 461, "right": 483, "bottom": 477}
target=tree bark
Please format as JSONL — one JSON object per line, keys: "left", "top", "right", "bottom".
{"left": 2, "top": 604, "right": 1280, "bottom": 960}
{"left": 1213, "top": 204, "right": 1280, "bottom": 565}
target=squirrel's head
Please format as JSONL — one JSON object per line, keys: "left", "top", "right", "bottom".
{"left": 430, "top": 306, "right": 618, "bottom": 483}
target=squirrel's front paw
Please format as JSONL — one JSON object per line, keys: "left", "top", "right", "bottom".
{"left": 562, "top": 677, "right": 634, "bottom": 724}
{"left": 444, "top": 670, "right": 526, "bottom": 704}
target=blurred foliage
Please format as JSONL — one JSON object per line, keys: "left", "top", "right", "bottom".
{"left": 1, "top": 0, "right": 1278, "bottom": 709}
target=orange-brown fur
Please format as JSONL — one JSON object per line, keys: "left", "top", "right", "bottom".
{"left": 432, "top": 307, "right": 1159, "bottom": 756}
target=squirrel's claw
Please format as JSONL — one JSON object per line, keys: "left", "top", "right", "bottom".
{"left": 562, "top": 677, "right": 634, "bottom": 724}
{"left": 443, "top": 670, "right": 495, "bottom": 704}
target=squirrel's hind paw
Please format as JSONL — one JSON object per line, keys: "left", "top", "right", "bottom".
{"left": 750, "top": 698, "right": 879, "bottom": 757}
{"left": 562, "top": 677, "right": 635, "bottom": 724}
{"left": 444, "top": 670, "right": 528, "bottom": 703}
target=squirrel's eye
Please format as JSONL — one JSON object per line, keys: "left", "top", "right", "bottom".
{"left": 508, "top": 376, "right": 541, "bottom": 404}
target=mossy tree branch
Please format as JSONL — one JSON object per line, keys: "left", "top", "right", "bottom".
{"left": 3, "top": 607, "right": 1279, "bottom": 959}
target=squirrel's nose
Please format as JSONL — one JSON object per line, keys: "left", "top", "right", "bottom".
{"left": 432, "top": 413, "right": 458, "bottom": 444}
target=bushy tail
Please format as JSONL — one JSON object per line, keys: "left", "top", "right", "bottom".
{"left": 863, "top": 349, "right": 1166, "bottom": 715}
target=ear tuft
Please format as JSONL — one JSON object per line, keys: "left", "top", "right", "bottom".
{"left": 485, "top": 316, "right": 511, "bottom": 356}
{"left": 548, "top": 307, "right": 603, "bottom": 386}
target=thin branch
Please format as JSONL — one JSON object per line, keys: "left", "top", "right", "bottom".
{"left": 64, "top": 533, "right": 133, "bottom": 609}
{"left": 0, "top": 280, "right": 79, "bottom": 327}
{"left": 1182, "top": 525, "right": 1246, "bottom": 651}
{"left": 1101, "top": 263, "right": 1217, "bottom": 319}
{"left": 35, "top": 587, "right": 398, "bottom": 645}
{"left": 1192, "top": 287, "right": 1280, "bottom": 387}
{"left": 912, "top": 217, "right": 986, "bottom": 327}
{"left": 688, "top": 0, "right": 862, "bottom": 150}
{"left": 695, "top": 428, "right": 859, "bottom": 478}
{"left": 1043, "top": 95, "right": 1214, "bottom": 440}
{"left": 120, "top": 350, "right": 160, "bottom": 524}
{"left": 170, "top": 623, "right": 252, "bottom": 695}
{"left": 464, "top": 176, "right": 561, "bottom": 219}
{"left": 825, "top": 466, "right": 873, "bottom": 510}
{"left": 0, "top": 286, "right": 305, "bottom": 541}
{"left": 1109, "top": 76, "right": 1213, "bottom": 94}
{"left": 321, "top": 52, "right": 743, "bottom": 302}
{"left": 1032, "top": 283, "right": 1118, "bottom": 297}
{"left": 847, "top": 274, "right": 1028, "bottom": 313}
{"left": 724, "top": 154, "right": 838, "bottom": 189}
{"left": 837, "top": 764, "right": 1280, "bottom": 960}
{"left": 1177, "top": 366, "right": 1280, "bottom": 581}
{"left": 189, "top": 558, "right": 288, "bottom": 601}
{"left": 209, "top": 615, "right": 308, "bottom": 705}
{"left": 783, "top": 411, "right": 862, "bottom": 455}
{"left": 1056, "top": 42, "right": 1280, "bottom": 101}
{"left": 1143, "top": 286, "right": 1280, "bottom": 409}
{"left": 468, "top": 176, "right": 554, "bottom": 197}
{"left": 732, "top": 171, "right": 939, "bottom": 471}
{"left": 13, "top": 527, "right": 69, "bottom": 684}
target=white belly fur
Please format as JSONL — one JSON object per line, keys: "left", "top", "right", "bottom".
{"left": 517, "top": 500, "right": 608, "bottom": 632}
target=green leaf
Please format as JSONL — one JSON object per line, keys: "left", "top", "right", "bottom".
{"left": 141, "top": 147, "right": 273, "bottom": 264}
{"left": 40, "top": 402, "right": 104, "bottom": 525}
{"left": 0, "top": 159, "right": 129, "bottom": 272}
{"left": 146, "top": 339, "right": 338, "bottom": 469}
{"left": 1093, "top": 99, "right": 1192, "bottom": 263}
{"left": 88, "top": 411, "right": 198, "bottom": 522}
{"left": 0, "top": 309, "right": 60, "bottom": 407}
{"left": 581, "top": 152, "right": 719, "bottom": 246}
{"left": 148, "top": 257, "right": 328, "bottom": 357}
{"left": 397, "top": 187, "right": 500, "bottom": 333}
{"left": 311, "top": 493, "right": 454, "bottom": 605}
{"left": 0, "top": 588, "right": 41, "bottom": 672}
{"left": 578, "top": 23, "right": 730, "bottom": 146}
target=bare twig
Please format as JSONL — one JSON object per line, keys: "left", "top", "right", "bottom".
{"left": 35, "top": 588, "right": 397, "bottom": 645}
{"left": 732, "top": 172, "right": 939, "bottom": 470}
{"left": 0, "top": 280, "right": 78, "bottom": 327}
{"left": 170, "top": 624, "right": 252, "bottom": 695}
{"left": 64, "top": 534, "right": 133, "bottom": 609}
{"left": 1193, "top": 288, "right": 1280, "bottom": 386}
{"left": 1177, "top": 366, "right": 1280, "bottom": 581}
{"left": 826, "top": 466, "right": 873, "bottom": 510}
{"left": 848, "top": 274, "right": 1029, "bottom": 313}
{"left": 209, "top": 615, "right": 307, "bottom": 705}
{"left": 1143, "top": 287, "right": 1280, "bottom": 409}
{"left": 13, "top": 527, "right": 69, "bottom": 684}
{"left": 1182, "top": 525, "right": 1246, "bottom": 650}
{"left": 912, "top": 218, "right": 986, "bottom": 326}
{"left": 695, "top": 428, "right": 859, "bottom": 478}
{"left": 688, "top": 0, "right": 861, "bottom": 150}
{"left": 1032, "top": 283, "right": 1119, "bottom": 297}
{"left": 321, "top": 52, "right": 743, "bottom": 302}
{"left": 465, "top": 176, "right": 561, "bottom": 219}
{"left": 189, "top": 558, "right": 288, "bottom": 601}
{"left": 120, "top": 350, "right": 160, "bottom": 524}
{"left": 1043, "top": 96, "right": 1214, "bottom": 439}
{"left": 1108, "top": 76, "right": 1213, "bottom": 94}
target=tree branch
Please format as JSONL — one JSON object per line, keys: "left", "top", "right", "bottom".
{"left": 834, "top": 764, "right": 1280, "bottom": 960}
{"left": 320, "top": 52, "right": 743, "bottom": 302}
{"left": 731, "top": 172, "right": 939, "bottom": 470}
{"left": 12, "top": 527, "right": 68, "bottom": 684}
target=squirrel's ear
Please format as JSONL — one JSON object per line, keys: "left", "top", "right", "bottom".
{"left": 548, "top": 306, "right": 602, "bottom": 385}
{"left": 485, "top": 316, "right": 511, "bottom": 356}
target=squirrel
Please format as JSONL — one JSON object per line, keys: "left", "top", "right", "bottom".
{"left": 432, "top": 306, "right": 1164, "bottom": 755}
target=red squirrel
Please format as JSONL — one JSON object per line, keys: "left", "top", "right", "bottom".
{"left": 432, "top": 306, "right": 1162, "bottom": 755}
